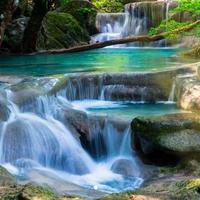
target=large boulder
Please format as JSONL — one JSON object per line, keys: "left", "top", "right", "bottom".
{"left": 132, "top": 113, "right": 200, "bottom": 165}
{"left": 37, "top": 11, "right": 90, "bottom": 50}
{"left": 60, "top": 0, "right": 97, "bottom": 35}
{"left": 175, "top": 74, "right": 200, "bottom": 111}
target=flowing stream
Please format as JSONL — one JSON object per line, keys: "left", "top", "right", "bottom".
{"left": 0, "top": 73, "right": 182, "bottom": 198}
{"left": 0, "top": 87, "right": 144, "bottom": 197}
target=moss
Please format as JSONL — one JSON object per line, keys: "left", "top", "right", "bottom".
{"left": 60, "top": 0, "right": 97, "bottom": 35}
{"left": 20, "top": 184, "right": 58, "bottom": 200}
{"left": 132, "top": 113, "right": 200, "bottom": 141}
{"left": 0, "top": 166, "right": 17, "bottom": 186}
{"left": 186, "top": 179, "right": 200, "bottom": 190}
{"left": 97, "top": 191, "right": 136, "bottom": 200}
{"left": 0, "top": 186, "right": 23, "bottom": 200}
{"left": 37, "top": 11, "right": 90, "bottom": 50}
{"left": 48, "top": 76, "right": 69, "bottom": 95}
{"left": 92, "top": 0, "right": 155, "bottom": 13}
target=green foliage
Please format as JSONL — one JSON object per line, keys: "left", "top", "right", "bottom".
{"left": 174, "top": 0, "right": 200, "bottom": 18}
{"left": 149, "top": 20, "right": 190, "bottom": 39}
{"left": 60, "top": 0, "right": 97, "bottom": 34}
{"left": 59, "top": 0, "right": 71, "bottom": 7}
{"left": 93, "top": 0, "right": 123, "bottom": 13}
{"left": 92, "top": 0, "right": 132, "bottom": 13}
{"left": 149, "top": 0, "right": 200, "bottom": 39}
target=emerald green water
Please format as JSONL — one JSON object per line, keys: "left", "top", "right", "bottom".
{"left": 0, "top": 48, "right": 194, "bottom": 76}
{"left": 72, "top": 100, "right": 182, "bottom": 121}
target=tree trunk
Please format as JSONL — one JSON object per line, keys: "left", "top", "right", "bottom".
{"left": 22, "top": 0, "right": 49, "bottom": 53}
{"left": 0, "top": 0, "right": 13, "bottom": 48}
{"left": 33, "top": 20, "right": 200, "bottom": 55}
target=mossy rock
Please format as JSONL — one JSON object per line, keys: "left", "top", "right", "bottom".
{"left": 37, "top": 11, "right": 90, "bottom": 50}
{"left": 131, "top": 113, "right": 200, "bottom": 164}
{"left": 19, "top": 184, "right": 57, "bottom": 200}
{"left": 97, "top": 191, "right": 135, "bottom": 200}
{"left": 20, "top": 184, "right": 83, "bottom": 200}
{"left": 0, "top": 166, "right": 17, "bottom": 186}
{"left": 0, "top": 183, "right": 82, "bottom": 200}
{"left": 60, "top": 0, "right": 97, "bottom": 35}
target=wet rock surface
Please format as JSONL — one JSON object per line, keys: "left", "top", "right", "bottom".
{"left": 60, "top": 68, "right": 192, "bottom": 102}
{"left": 175, "top": 74, "right": 200, "bottom": 111}
{"left": 99, "top": 160, "right": 200, "bottom": 200}
{"left": 111, "top": 158, "right": 139, "bottom": 177}
{"left": 132, "top": 113, "right": 200, "bottom": 164}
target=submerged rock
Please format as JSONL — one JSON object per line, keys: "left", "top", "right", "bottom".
{"left": 132, "top": 113, "right": 200, "bottom": 164}
{"left": 111, "top": 158, "right": 139, "bottom": 177}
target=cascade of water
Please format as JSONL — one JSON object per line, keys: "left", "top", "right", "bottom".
{"left": 92, "top": 1, "right": 172, "bottom": 47}
{"left": 65, "top": 76, "right": 103, "bottom": 100}
{"left": 0, "top": 88, "right": 143, "bottom": 193}
{"left": 168, "top": 79, "right": 176, "bottom": 102}
{"left": 0, "top": 90, "right": 95, "bottom": 175}
{"left": 91, "top": 13, "right": 126, "bottom": 44}
{"left": 60, "top": 74, "right": 171, "bottom": 103}
{"left": 88, "top": 117, "right": 130, "bottom": 160}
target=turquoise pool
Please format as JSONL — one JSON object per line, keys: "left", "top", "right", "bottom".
{"left": 0, "top": 48, "right": 195, "bottom": 76}
{"left": 72, "top": 100, "right": 182, "bottom": 121}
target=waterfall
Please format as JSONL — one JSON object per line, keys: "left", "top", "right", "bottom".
{"left": 168, "top": 79, "right": 176, "bottom": 102}
{"left": 91, "top": 1, "right": 174, "bottom": 47}
{"left": 0, "top": 92, "right": 95, "bottom": 175}
{"left": 62, "top": 74, "right": 170, "bottom": 103}
{"left": 91, "top": 13, "right": 126, "bottom": 44}
{"left": 86, "top": 116, "right": 132, "bottom": 160}
{"left": 0, "top": 88, "right": 143, "bottom": 193}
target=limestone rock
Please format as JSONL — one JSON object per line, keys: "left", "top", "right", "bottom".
{"left": 175, "top": 75, "right": 200, "bottom": 111}
{"left": 131, "top": 113, "right": 200, "bottom": 164}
